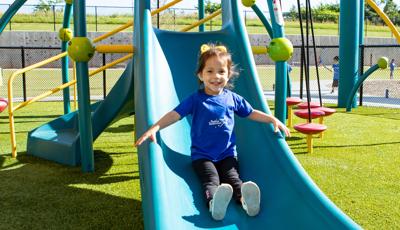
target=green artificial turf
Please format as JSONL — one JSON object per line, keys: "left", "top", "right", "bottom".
{"left": 0, "top": 101, "right": 399, "bottom": 229}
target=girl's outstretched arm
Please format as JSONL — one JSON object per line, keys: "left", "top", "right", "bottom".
{"left": 247, "top": 110, "right": 291, "bottom": 137}
{"left": 135, "top": 111, "right": 181, "bottom": 146}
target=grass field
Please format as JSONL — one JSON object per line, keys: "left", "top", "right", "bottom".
{"left": 0, "top": 101, "right": 399, "bottom": 229}
{"left": 1, "top": 10, "right": 400, "bottom": 38}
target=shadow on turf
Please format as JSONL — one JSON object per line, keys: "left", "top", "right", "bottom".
{"left": 105, "top": 124, "right": 134, "bottom": 133}
{"left": 0, "top": 150, "right": 144, "bottom": 229}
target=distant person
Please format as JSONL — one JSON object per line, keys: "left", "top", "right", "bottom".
{"left": 287, "top": 63, "right": 293, "bottom": 74}
{"left": 322, "top": 56, "right": 339, "bottom": 94}
{"left": 390, "top": 59, "right": 395, "bottom": 80}
{"left": 135, "top": 43, "right": 290, "bottom": 221}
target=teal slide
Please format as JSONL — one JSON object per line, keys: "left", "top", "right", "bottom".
{"left": 134, "top": 1, "right": 359, "bottom": 229}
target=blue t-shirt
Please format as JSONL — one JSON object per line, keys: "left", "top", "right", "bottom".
{"left": 174, "top": 89, "right": 253, "bottom": 162}
{"left": 332, "top": 63, "right": 340, "bottom": 80}
{"left": 390, "top": 62, "right": 395, "bottom": 71}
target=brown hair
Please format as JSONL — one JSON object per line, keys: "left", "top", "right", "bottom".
{"left": 196, "top": 43, "right": 238, "bottom": 89}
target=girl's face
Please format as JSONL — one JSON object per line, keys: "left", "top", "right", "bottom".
{"left": 198, "top": 55, "right": 229, "bottom": 95}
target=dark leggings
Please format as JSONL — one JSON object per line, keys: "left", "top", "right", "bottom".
{"left": 192, "top": 156, "right": 243, "bottom": 205}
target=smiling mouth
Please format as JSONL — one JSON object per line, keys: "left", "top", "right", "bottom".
{"left": 210, "top": 81, "right": 222, "bottom": 86}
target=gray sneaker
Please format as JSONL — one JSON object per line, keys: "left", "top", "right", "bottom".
{"left": 241, "top": 181, "right": 260, "bottom": 216}
{"left": 209, "top": 183, "right": 233, "bottom": 220}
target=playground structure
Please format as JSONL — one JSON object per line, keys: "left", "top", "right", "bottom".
{"left": 3, "top": 0, "right": 400, "bottom": 228}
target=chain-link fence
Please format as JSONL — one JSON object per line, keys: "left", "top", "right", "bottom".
{"left": 1, "top": 45, "right": 399, "bottom": 107}
{"left": 0, "top": 46, "right": 128, "bottom": 102}
{"left": 257, "top": 45, "right": 400, "bottom": 108}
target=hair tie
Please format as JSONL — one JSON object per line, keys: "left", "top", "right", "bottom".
{"left": 200, "top": 44, "right": 227, "bottom": 54}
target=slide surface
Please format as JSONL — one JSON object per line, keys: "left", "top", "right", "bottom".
{"left": 134, "top": 1, "right": 360, "bottom": 229}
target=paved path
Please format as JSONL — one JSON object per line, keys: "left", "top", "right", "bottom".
{"left": 265, "top": 80, "right": 400, "bottom": 108}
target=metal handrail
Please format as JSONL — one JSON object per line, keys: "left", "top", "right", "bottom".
{"left": 8, "top": 53, "right": 133, "bottom": 157}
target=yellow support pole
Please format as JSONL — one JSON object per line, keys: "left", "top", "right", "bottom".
{"left": 287, "top": 105, "right": 293, "bottom": 128}
{"left": 96, "top": 45, "right": 135, "bottom": 53}
{"left": 306, "top": 134, "right": 313, "bottom": 154}
{"left": 319, "top": 116, "right": 324, "bottom": 138}
{"left": 181, "top": 9, "right": 222, "bottom": 32}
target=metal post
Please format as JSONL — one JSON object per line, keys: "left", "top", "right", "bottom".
{"left": 157, "top": 0, "right": 160, "bottom": 28}
{"left": 173, "top": 9, "right": 176, "bottom": 31}
{"left": 338, "top": 0, "right": 360, "bottom": 108}
{"left": 244, "top": 10, "right": 247, "bottom": 26}
{"left": 198, "top": 0, "right": 204, "bottom": 31}
{"left": 53, "top": 5, "right": 56, "bottom": 31}
{"left": 95, "top": 6, "right": 98, "bottom": 32}
{"left": 359, "top": 0, "right": 365, "bottom": 106}
{"left": 9, "top": 4, "right": 12, "bottom": 31}
{"left": 359, "top": 45, "right": 364, "bottom": 105}
{"left": 73, "top": 0, "right": 94, "bottom": 173}
{"left": 21, "top": 46, "right": 27, "bottom": 102}
{"left": 102, "top": 53, "right": 107, "bottom": 99}
{"left": 61, "top": 1, "right": 73, "bottom": 114}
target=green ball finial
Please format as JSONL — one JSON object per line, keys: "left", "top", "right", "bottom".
{"left": 67, "top": 37, "right": 95, "bottom": 62}
{"left": 377, "top": 57, "right": 388, "bottom": 69}
{"left": 267, "top": 37, "right": 294, "bottom": 62}
{"left": 58, "top": 28, "right": 73, "bottom": 42}
{"left": 242, "top": 0, "right": 256, "bottom": 7}
{"left": 65, "top": 0, "right": 73, "bottom": 4}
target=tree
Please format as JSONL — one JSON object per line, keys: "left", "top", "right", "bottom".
{"left": 34, "top": 0, "right": 63, "bottom": 13}
{"left": 204, "top": 1, "right": 221, "bottom": 14}
{"left": 383, "top": 0, "right": 399, "bottom": 24}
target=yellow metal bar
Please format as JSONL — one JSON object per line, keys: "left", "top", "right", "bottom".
{"left": 252, "top": 46, "right": 268, "bottom": 55}
{"left": 151, "top": 0, "right": 183, "bottom": 16}
{"left": 366, "top": 0, "right": 400, "bottom": 44}
{"left": 14, "top": 54, "right": 133, "bottom": 112}
{"left": 89, "top": 53, "right": 133, "bottom": 76}
{"left": 92, "top": 21, "right": 134, "bottom": 43}
{"left": 96, "top": 45, "right": 135, "bottom": 53}
{"left": 181, "top": 9, "right": 222, "bottom": 32}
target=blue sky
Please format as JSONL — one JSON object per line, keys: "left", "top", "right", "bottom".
{"left": 3, "top": 0, "right": 400, "bottom": 12}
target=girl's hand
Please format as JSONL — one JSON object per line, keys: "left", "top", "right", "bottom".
{"left": 134, "top": 111, "right": 181, "bottom": 147}
{"left": 271, "top": 117, "right": 291, "bottom": 137}
{"left": 248, "top": 110, "right": 291, "bottom": 137}
{"left": 135, "top": 126, "right": 159, "bottom": 146}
